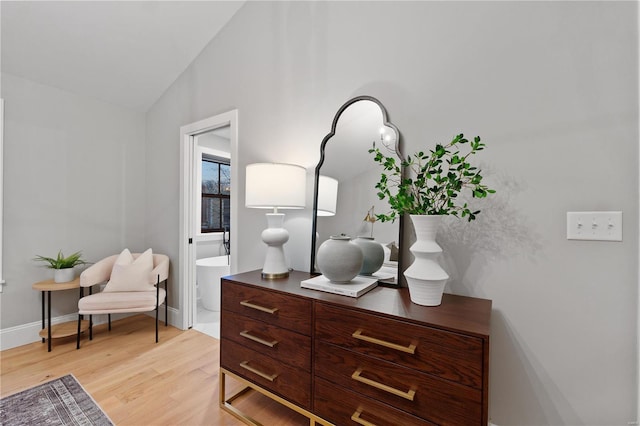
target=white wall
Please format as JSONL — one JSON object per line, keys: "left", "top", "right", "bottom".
{"left": 0, "top": 72, "right": 147, "bottom": 329}
{"left": 145, "top": 1, "right": 638, "bottom": 424}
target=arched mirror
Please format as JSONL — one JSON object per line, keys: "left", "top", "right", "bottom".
{"left": 310, "top": 96, "right": 403, "bottom": 286}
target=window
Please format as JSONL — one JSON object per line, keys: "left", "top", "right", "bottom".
{"left": 201, "top": 156, "right": 230, "bottom": 233}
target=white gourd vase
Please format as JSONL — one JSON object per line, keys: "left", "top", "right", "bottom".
{"left": 404, "top": 215, "right": 449, "bottom": 306}
{"left": 353, "top": 237, "right": 384, "bottom": 276}
{"left": 317, "top": 235, "right": 363, "bottom": 283}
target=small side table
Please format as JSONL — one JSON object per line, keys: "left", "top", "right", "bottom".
{"left": 32, "top": 277, "right": 89, "bottom": 352}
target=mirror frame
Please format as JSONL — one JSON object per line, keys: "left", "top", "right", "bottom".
{"left": 310, "top": 95, "right": 404, "bottom": 285}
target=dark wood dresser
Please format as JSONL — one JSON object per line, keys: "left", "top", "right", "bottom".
{"left": 220, "top": 270, "right": 491, "bottom": 426}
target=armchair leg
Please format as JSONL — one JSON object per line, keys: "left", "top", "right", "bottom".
{"left": 154, "top": 275, "right": 163, "bottom": 343}
{"left": 76, "top": 315, "right": 81, "bottom": 349}
{"left": 77, "top": 286, "right": 83, "bottom": 349}
{"left": 164, "top": 280, "right": 168, "bottom": 327}
{"left": 155, "top": 305, "right": 159, "bottom": 343}
{"left": 108, "top": 314, "right": 111, "bottom": 331}
{"left": 89, "top": 315, "right": 93, "bottom": 340}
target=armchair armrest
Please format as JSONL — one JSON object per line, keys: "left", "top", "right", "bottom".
{"left": 80, "top": 255, "right": 118, "bottom": 287}
{"left": 151, "top": 254, "right": 170, "bottom": 284}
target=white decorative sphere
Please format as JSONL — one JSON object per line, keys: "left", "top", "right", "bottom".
{"left": 353, "top": 237, "right": 384, "bottom": 276}
{"left": 317, "top": 235, "right": 363, "bottom": 283}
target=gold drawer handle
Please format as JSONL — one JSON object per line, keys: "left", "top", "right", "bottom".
{"left": 351, "top": 409, "right": 377, "bottom": 426}
{"left": 239, "top": 361, "right": 278, "bottom": 382}
{"left": 240, "top": 300, "right": 279, "bottom": 314}
{"left": 239, "top": 330, "right": 279, "bottom": 348}
{"left": 351, "top": 368, "right": 416, "bottom": 401}
{"left": 352, "top": 329, "right": 416, "bottom": 354}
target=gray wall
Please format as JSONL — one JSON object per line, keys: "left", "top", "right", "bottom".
{"left": 0, "top": 72, "right": 147, "bottom": 327}
{"left": 146, "top": 2, "right": 638, "bottom": 424}
{"left": 0, "top": 1, "right": 635, "bottom": 424}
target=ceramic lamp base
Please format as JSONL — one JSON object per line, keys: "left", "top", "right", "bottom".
{"left": 260, "top": 213, "right": 290, "bottom": 279}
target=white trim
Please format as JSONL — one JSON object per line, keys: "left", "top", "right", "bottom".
{"left": 637, "top": 2, "right": 640, "bottom": 421}
{"left": 0, "top": 313, "right": 79, "bottom": 350}
{"left": 196, "top": 232, "right": 224, "bottom": 243}
{"left": 0, "top": 99, "right": 4, "bottom": 292}
{"left": 179, "top": 128, "right": 195, "bottom": 330}
{"left": 179, "top": 110, "right": 238, "bottom": 330}
{"left": 0, "top": 307, "right": 180, "bottom": 351}
{"left": 199, "top": 146, "right": 230, "bottom": 161}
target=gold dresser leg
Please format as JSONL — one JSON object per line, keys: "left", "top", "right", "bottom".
{"left": 220, "top": 369, "right": 261, "bottom": 426}
{"left": 219, "top": 368, "right": 333, "bottom": 426}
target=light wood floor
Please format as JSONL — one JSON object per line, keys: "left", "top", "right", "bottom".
{"left": 0, "top": 315, "right": 309, "bottom": 425}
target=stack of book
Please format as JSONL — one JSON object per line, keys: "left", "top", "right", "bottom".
{"left": 300, "top": 275, "right": 378, "bottom": 298}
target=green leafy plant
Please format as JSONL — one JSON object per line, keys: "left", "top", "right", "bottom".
{"left": 369, "top": 133, "right": 496, "bottom": 222}
{"left": 33, "top": 250, "right": 88, "bottom": 269}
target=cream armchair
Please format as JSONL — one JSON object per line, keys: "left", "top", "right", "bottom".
{"left": 76, "top": 250, "right": 169, "bottom": 349}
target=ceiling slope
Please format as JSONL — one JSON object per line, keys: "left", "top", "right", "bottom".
{"left": 1, "top": 1, "right": 244, "bottom": 112}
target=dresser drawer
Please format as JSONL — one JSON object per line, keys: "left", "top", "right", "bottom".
{"left": 315, "top": 341, "right": 482, "bottom": 425}
{"left": 222, "top": 280, "right": 312, "bottom": 335}
{"left": 221, "top": 310, "right": 311, "bottom": 371}
{"left": 221, "top": 338, "right": 311, "bottom": 409}
{"left": 315, "top": 303, "right": 484, "bottom": 388}
{"left": 315, "top": 377, "right": 435, "bottom": 426}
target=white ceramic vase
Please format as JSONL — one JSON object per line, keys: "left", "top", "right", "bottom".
{"left": 403, "top": 215, "right": 449, "bottom": 306}
{"left": 317, "top": 235, "right": 363, "bottom": 283}
{"left": 54, "top": 268, "right": 75, "bottom": 283}
{"left": 353, "top": 237, "right": 384, "bottom": 276}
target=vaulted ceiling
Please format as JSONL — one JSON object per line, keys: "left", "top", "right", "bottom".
{"left": 1, "top": 1, "right": 244, "bottom": 112}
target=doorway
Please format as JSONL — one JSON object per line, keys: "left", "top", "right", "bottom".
{"left": 179, "top": 110, "right": 238, "bottom": 332}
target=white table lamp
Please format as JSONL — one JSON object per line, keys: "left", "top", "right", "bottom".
{"left": 317, "top": 175, "right": 338, "bottom": 217}
{"left": 245, "top": 163, "right": 306, "bottom": 279}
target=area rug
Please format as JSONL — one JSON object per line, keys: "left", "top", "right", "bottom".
{"left": 0, "top": 374, "right": 113, "bottom": 426}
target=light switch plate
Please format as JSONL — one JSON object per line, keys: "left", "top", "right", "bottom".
{"left": 566, "top": 211, "right": 622, "bottom": 241}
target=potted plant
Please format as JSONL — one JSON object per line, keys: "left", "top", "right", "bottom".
{"left": 34, "top": 250, "right": 88, "bottom": 283}
{"left": 369, "top": 133, "right": 495, "bottom": 306}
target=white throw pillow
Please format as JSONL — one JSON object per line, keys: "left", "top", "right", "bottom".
{"left": 104, "top": 248, "right": 154, "bottom": 292}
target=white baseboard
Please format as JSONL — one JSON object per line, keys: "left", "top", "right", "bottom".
{"left": 0, "top": 313, "right": 79, "bottom": 351}
{"left": 0, "top": 306, "right": 180, "bottom": 351}
{"left": 165, "top": 306, "right": 180, "bottom": 328}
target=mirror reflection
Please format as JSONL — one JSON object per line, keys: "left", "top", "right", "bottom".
{"left": 311, "top": 96, "right": 402, "bottom": 285}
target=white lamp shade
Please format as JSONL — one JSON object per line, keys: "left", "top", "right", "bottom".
{"left": 317, "top": 175, "right": 338, "bottom": 216}
{"left": 245, "top": 163, "right": 306, "bottom": 209}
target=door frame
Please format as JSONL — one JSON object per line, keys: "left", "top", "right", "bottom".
{"left": 179, "top": 110, "right": 238, "bottom": 329}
